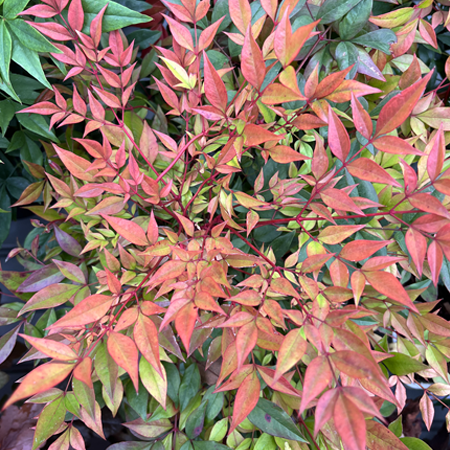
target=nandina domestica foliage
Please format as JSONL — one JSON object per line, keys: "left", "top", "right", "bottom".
{"left": 2, "top": 0, "right": 450, "bottom": 449}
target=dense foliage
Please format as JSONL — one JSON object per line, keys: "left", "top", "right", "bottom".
{"left": 2, "top": 0, "right": 450, "bottom": 449}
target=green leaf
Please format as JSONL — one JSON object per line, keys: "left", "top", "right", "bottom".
{"left": 339, "top": 0, "right": 372, "bottom": 39}
{"left": 3, "top": 0, "right": 31, "bottom": 19}
{"left": 388, "top": 415, "right": 403, "bottom": 438}
{"left": 126, "top": 379, "right": 149, "bottom": 420}
{"left": 0, "top": 186, "right": 11, "bottom": 247}
{"left": 203, "top": 385, "right": 224, "bottom": 422}
{"left": 212, "top": 0, "right": 232, "bottom": 33}
{"left": 164, "top": 362, "right": 181, "bottom": 408}
{"left": 335, "top": 41, "right": 359, "bottom": 77}
{"left": 7, "top": 176, "right": 30, "bottom": 199}
{"left": 32, "top": 396, "right": 66, "bottom": 450}
{"left": 382, "top": 352, "right": 428, "bottom": 376}
{"left": 106, "top": 443, "right": 153, "bottom": 450}
{"left": 0, "top": 99, "right": 16, "bottom": 135}
{"left": 248, "top": 398, "right": 308, "bottom": 442}
{"left": 400, "top": 437, "right": 433, "bottom": 450}
{"left": 185, "top": 402, "right": 207, "bottom": 439}
{"left": 193, "top": 443, "right": 232, "bottom": 450}
{"left": 352, "top": 29, "right": 397, "bottom": 54}
{"left": 0, "top": 21, "right": 12, "bottom": 85}
{"left": 7, "top": 19, "right": 58, "bottom": 53}
{"left": 179, "top": 364, "right": 201, "bottom": 412}
{"left": 9, "top": 31, "right": 52, "bottom": 89}
{"left": 126, "top": 29, "right": 161, "bottom": 49}
{"left": 81, "top": 0, "right": 150, "bottom": 33}
{"left": 317, "top": 0, "right": 364, "bottom": 24}
{"left": 17, "top": 114, "right": 59, "bottom": 142}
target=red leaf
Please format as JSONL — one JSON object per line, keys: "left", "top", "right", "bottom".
{"left": 203, "top": 52, "right": 227, "bottom": 112}
{"left": 409, "top": 193, "right": 450, "bottom": 219}
{"left": 427, "top": 124, "right": 445, "bottom": 182}
{"left": 427, "top": 240, "right": 443, "bottom": 286}
{"left": 49, "top": 295, "right": 113, "bottom": 329}
{"left": 364, "top": 271, "right": 418, "bottom": 312}
{"left": 20, "top": 4, "right": 58, "bottom": 18}
{"left": 102, "top": 215, "right": 149, "bottom": 246}
{"left": 3, "top": 362, "right": 74, "bottom": 410}
{"left": 419, "top": 19, "right": 438, "bottom": 48}
{"left": 347, "top": 158, "right": 401, "bottom": 187}
{"left": 274, "top": 329, "right": 307, "bottom": 382}
{"left": 198, "top": 17, "right": 224, "bottom": 51}
{"left": 321, "top": 188, "right": 364, "bottom": 215}
{"left": 334, "top": 393, "right": 366, "bottom": 450}
{"left": 328, "top": 106, "right": 350, "bottom": 162}
{"left": 163, "top": 14, "right": 194, "bottom": 51}
{"left": 373, "top": 135, "right": 423, "bottom": 155}
{"left": 314, "top": 388, "right": 339, "bottom": 436}
{"left": 292, "top": 113, "right": 327, "bottom": 130}
{"left": 405, "top": 228, "right": 427, "bottom": 276}
{"left": 243, "top": 124, "right": 282, "bottom": 146}
{"left": 340, "top": 240, "right": 391, "bottom": 262}
{"left": 351, "top": 94, "right": 373, "bottom": 140}
{"left": 241, "top": 27, "right": 266, "bottom": 91}
{"left": 175, "top": 302, "right": 198, "bottom": 351}
{"left": 28, "top": 22, "right": 73, "bottom": 41}
{"left": 92, "top": 87, "right": 121, "bottom": 109}
{"left": 107, "top": 331, "right": 139, "bottom": 391}
{"left": 268, "top": 145, "right": 309, "bottom": 164}
{"left": 325, "top": 80, "right": 381, "bottom": 103}
{"left": 90, "top": 4, "right": 107, "bottom": 47}
{"left": 300, "top": 356, "right": 333, "bottom": 412}
{"left": 230, "top": 370, "right": 260, "bottom": 432}
{"left": 53, "top": 144, "right": 96, "bottom": 182}
{"left": 68, "top": 0, "right": 84, "bottom": 32}
{"left": 236, "top": 321, "right": 258, "bottom": 369}
{"left": 374, "top": 71, "right": 433, "bottom": 137}
{"left": 73, "top": 357, "right": 93, "bottom": 388}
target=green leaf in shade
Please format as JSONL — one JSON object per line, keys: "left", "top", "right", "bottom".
{"left": 0, "top": 99, "right": 16, "bottom": 135}
{"left": 3, "top": 0, "right": 31, "bottom": 19}
{"left": 32, "top": 396, "right": 66, "bottom": 450}
{"left": 126, "top": 29, "right": 161, "bottom": 49}
{"left": 335, "top": 41, "right": 359, "bottom": 78}
{"left": 382, "top": 352, "right": 428, "bottom": 376}
{"left": 352, "top": 29, "right": 397, "bottom": 54}
{"left": 0, "top": 21, "right": 12, "bottom": 85}
{"left": 126, "top": 379, "right": 149, "bottom": 420}
{"left": 9, "top": 31, "right": 52, "bottom": 89}
{"left": 212, "top": 0, "right": 232, "bottom": 33}
{"left": 193, "top": 443, "right": 232, "bottom": 450}
{"left": 179, "top": 364, "right": 201, "bottom": 411}
{"left": 0, "top": 324, "right": 20, "bottom": 365}
{"left": 17, "top": 114, "right": 59, "bottom": 142}
{"left": 81, "top": 0, "right": 150, "bottom": 33}
{"left": 7, "top": 19, "right": 58, "bottom": 53}
{"left": 0, "top": 185, "right": 11, "bottom": 247}
{"left": 339, "top": 0, "right": 372, "bottom": 40}
{"left": 106, "top": 443, "right": 153, "bottom": 450}
{"left": 185, "top": 402, "right": 207, "bottom": 439}
{"left": 248, "top": 398, "right": 308, "bottom": 442}
{"left": 317, "top": 0, "right": 363, "bottom": 24}
{"left": 164, "top": 362, "right": 181, "bottom": 408}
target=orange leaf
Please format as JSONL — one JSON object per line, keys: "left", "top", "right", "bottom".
{"left": 318, "top": 225, "right": 365, "bottom": 245}
{"left": 102, "top": 215, "right": 149, "bottom": 246}
{"left": 364, "top": 270, "right": 418, "bottom": 312}
{"left": 405, "top": 228, "right": 427, "bottom": 276}
{"left": 300, "top": 356, "right": 333, "bottom": 412}
{"left": 270, "top": 277, "right": 300, "bottom": 298}
{"left": 348, "top": 158, "right": 401, "bottom": 187}
{"left": 243, "top": 124, "right": 282, "bottom": 146}
{"left": 274, "top": 329, "right": 307, "bottom": 382}
{"left": 134, "top": 313, "right": 162, "bottom": 376}
{"left": 334, "top": 393, "right": 366, "bottom": 450}
{"left": 229, "top": 0, "right": 251, "bottom": 34}
{"left": 241, "top": 27, "right": 266, "bottom": 91}
{"left": 328, "top": 106, "right": 350, "bottom": 162}
{"left": 340, "top": 240, "right": 391, "bottom": 262}
{"left": 3, "top": 362, "right": 74, "bottom": 410}
{"left": 21, "top": 334, "right": 77, "bottom": 362}
{"left": 351, "top": 94, "right": 373, "bottom": 140}
{"left": 73, "top": 357, "right": 93, "bottom": 388}
{"left": 268, "top": 145, "right": 309, "bottom": 164}
{"left": 409, "top": 193, "right": 450, "bottom": 219}
{"left": 261, "top": 84, "right": 305, "bottom": 104}
{"left": 321, "top": 188, "right": 364, "bottom": 215}
{"left": 49, "top": 295, "right": 113, "bottom": 329}
{"left": 107, "top": 331, "right": 139, "bottom": 391}
{"left": 236, "top": 321, "right": 258, "bottom": 369}
{"left": 373, "top": 136, "right": 423, "bottom": 155}
{"left": 175, "top": 302, "right": 198, "bottom": 351}
{"left": 53, "top": 144, "right": 96, "bottom": 182}
{"left": 230, "top": 370, "right": 260, "bottom": 432}
{"left": 325, "top": 80, "right": 381, "bottom": 103}
{"left": 203, "top": 51, "right": 228, "bottom": 112}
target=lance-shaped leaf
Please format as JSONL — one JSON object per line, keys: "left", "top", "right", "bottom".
{"left": 274, "top": 329, "right": 307, "bottom": 382}
{"left": 318, "top": 225, "right": 365, "bottom": 245}
{"left": 163, "top": 14, "right": 194, "bottom": 51}
{"left": 230, "top": 370, "right": 260, "bottom": 432}
{"left": 268, "top": 145, "right": 309, "bottom": 164}
{"left": 334, "top": 392, "right": 366, "bottom": 450}
{"left": 53, "top": 145, "right": 96, "bottom": 182}
{"left": 347, "top": 158, "right": 401, "bottom": 187}
{"left": 48, "top": 295, "right": 113, "bottom": 329}
{"left": 55, "top": 226, "right": 83, "bottom": 257}
{"left": 373, "top": 136, "right": 423, "bottom": 155}
{"left": 107, "top": 331, "right": 139, "bottom": 391}
{"left": 241, "top": 26, "right": 266, "bottom": 91}
{"left": 321, "top": 188, "right": 364, "bottom": 215}
{"left": 374, "top": 71, "right": 432, "bottom": 137}
{"left": 405, "top": 228, "right": 427, "bottom": 276}
{"left": 364, "top": 271, "right": 418, "bottom": 312}
{"left": 300, "top": 356, "right": 333, "bottom": 412}
{"left": 20, "top": 284, "right": 79, "bottom": 315}
{"left": 229, "top": 0, "right": 251, "bottom": 35}
{"left": 427, "top": 124, "right": 445, "bottom": 182}
{"left": 340, "top": 240, "right": 391, "bottom": 262}
{"left": 328, "top": 106, "right": 350, "bottom": 162}
{"left": 203, "top": 51, "right": 228, "bottom": 112}
{"left": 134, "top": 313, "right": 162, "bottom": 376}
{"left": 351, "top": 94, "right": 373, "bottom": 140}
{"left": 236, "top": 321, "right": 258, "bottom": 369}
{"left": 275, "top": 11, "right": 319, "bottom": 67}
{"left": 0, "top": 325, "right": 20, "bottom": 365}
{"left": 420, "top": 392, "right": 434, "bottom": 432}
{"left": 3, "top": 362, "right": 74, "bottom": 410}
{"left": 102, "top": 215, "right": 149, "bottom": 246}
{"left": 139, "top": 357, "right": 167, "bottom": 409}
{"left": 21, "top": 335, "right": 77, "bottom": 362}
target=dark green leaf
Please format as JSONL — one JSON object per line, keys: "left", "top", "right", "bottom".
{"left": 7, "top": 19, "right": 58, "bottom": 53}
{"left": 163, "top": 362, "right": 181, "bottom": 408}
{"left": 317, "top": 0, "right": 363, "bottom": 24}
{"left": 126, "top": 29, "right": 161, "bottom": 49}
{"left": 382, "top": 353, "right": 428, "bottom": 376}
{"left": 248, "top": 398, "right": 308, "bottom": 442}
{"left": 0, "top": 21, "right": 12, "bottom": 84}
{"left": 179, "top": 364, "right": 201, "bottom": 411}
{"left": 193, "top": 443, "right": 232, "bottom": 450}
{"left": 126, "top": 380, "right": 149, "bottom": 420}
{"left": 3, "top": 0, "right": 31, "bottom": 19}
{"left": 335, "top": 41, "right": 359, "bottom": 77}
{"left": 203, "top": 385, "right": 224, "bottom": 422}
{"left": 7, "top": 177, "right": 30, "bottom": 199}
{"left": 339, "top": 0, "right": 372, "bottom": 40}
{"left": 352, "top": 29, "right": 397, "bottom": 54}
{"left": 0, "top": 99, "right": 16, "bottom": 135}
{"left": 0, "top": 186, "right": 11, "bottom": 247}
{"left": 17, "top": 114, "right": 59, "bottom": 142}
{"left": 185, "top": 402, "right": 207, "bottom": 439}
{"left": 212, "top": 0, "right": 232, "bottom": 33}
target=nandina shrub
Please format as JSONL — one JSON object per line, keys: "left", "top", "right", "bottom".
{"left": 2, "top": 0, "right": 450, "bottom": 449}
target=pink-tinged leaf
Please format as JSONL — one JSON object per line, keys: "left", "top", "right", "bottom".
{"left": 351, "top": 94, "right": 373, "bottom": 140}
{"left": 340, "top": 240, "right": 391, "bottom": 262}
{"left": 174, "top": 211, "right": 195, "bottom": 237}
{"left": 19, "top": 4, "right": 58, "bottom": 18}
{"left": 318, "top": 225, "right": 365, "bottom": 245}
{"left": 363, "top": 271, "right": 418, "bottom": 312}
{"left": 321, "top": 188, "right": 364, "bottom": 215}
{"left": 73, "top": 357, "right": 93, "bottom": 388}
{"left": 150, "top": 260, "right": 187, "bottom": 286}
{"left": 261, "top": 84, "right": 305, "bottom": 104}
{"left": 373, "top": 136, "right": 423, "bottom": 155}
{"left": 347, "top": 158, "right": 401, "bottom": 187}
{"left": 328, "top": 106, "right": 350, "bottom": 162}
{"left": 428, "top": 240, "right": 443, "bottom": 287}
{"left": 274, "top": 11, "right": 318, "bottom": 67}
{"left": 243, "top": 124, "right": 282, "bottom": 146}
{"left": 405, "top": 228, "right": 427, "bottom": 276}
{"left": 292, "top": 113, "right": 327, "bottom": 130}
{"left": 300, "top": 356, "right": 333, "bottom": 412}
{"left": 175, "top": 302, "right": 198, "bottom": 351}
{"left": 90, "top": 4, "right": 107, "bottom": 47}
{"left": 28, "top": 22, "right": 73, "bottom": 41}
{"left": 49, "top": 295, "right": 113, "bottom": 329}
{"left": 325, "top": 80, "right": 381, "bottom": 103}
{"left": 3, "top": 362, "right": 74, "bottom": 410}
{"left": 241, "top": 27, "right": 266, "bottom": 91}
{"left": 230, "top": 370, "right": 260, "bottom": 432}
{"left": 21, "top": 335, "right": 77, "bottom": 362}
{"left": 268, "top": 145, "right": 309, "bottom": 164}
{"left": 229, "top": 0, "right": 251, "bottom": 34}
{"left": 107, "top": 332, "right": 139, "bottom": 391}
{"left": 68, "top": 0, "right": 84, "bottom": 32}
{"left": 92, "top": 87, "right": 121, "bottom": 109}
{"left": 53, "top": 144, "right": 95, "bottom": 182}
{"left": 274, "top": 329, "right": 307, "bottom": 382}
{"left": 203, "top": 52, "right": 228, "bottom": 112}
{"left": 334, "top": 393, "right": 366, "bottom": 450}
{"left": 163, "top": 14, "right": 194, "bottom": 51}
{"left": 0, "top": 325, "right": 20, "bottom": 365}
{"left": 55, "top": 226, "right": 83, "bottom": 257}
{"left": 427, "top": 124, "right": 445, "bottom": 182}
{"left": 409, "top": 193, "right": 450, "bottom": 219}
{"left": 374, "top": 71, "right": 433, "bottom": 137}
{"left": 236, "top": 321, "right": 258, "bottom": 369}
{"left": 419, "top": 19, "right": 438, "bottom": 48}
{"left": 102, "top": 215, "right": 149, "bottom": 246}
{"left": 198, "top": 17, "right": 224, "bottom": 51}
{"left": 19, "top": 102, "right": 61, "bottom": 115}
{"left": 134, "top": 314, "right": 162, "bottom": 376}
{"left": 420, "top": 392, "right": 434, "bottom": 431}
{"left": 314, "top": 388, "right": 339, "bottom": 436}
{"left": 270, "top": 277, "right": 300, "bottom": 298}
